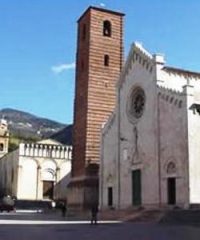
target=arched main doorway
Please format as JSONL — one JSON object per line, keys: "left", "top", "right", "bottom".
{"left": 132, "top": 169, "right": 142, "bottom": 206}
{"left": 41, "top": 161, "right": 56, "bottom": 199}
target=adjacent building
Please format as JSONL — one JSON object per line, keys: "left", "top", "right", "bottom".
{"left": 0, "top": 138, "right": 72, "bottom": 200}
{"left": 0, "top": 119, "right": 9, "bottom": 159}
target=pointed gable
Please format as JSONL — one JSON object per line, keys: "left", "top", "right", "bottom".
{"left": 118, "top": 42, "right": 154, "bottom": 88}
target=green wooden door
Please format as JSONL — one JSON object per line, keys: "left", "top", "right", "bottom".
{"left": 132, "top": 169, "right": 141, "bottom": 206}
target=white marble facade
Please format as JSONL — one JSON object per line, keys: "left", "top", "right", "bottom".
{"left": 0, "top": 139, "right": 72, "bottom": 200}
{"left": 100, "top": 42, "right": 200, "bottom": 210}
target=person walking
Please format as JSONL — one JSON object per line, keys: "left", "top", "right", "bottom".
{"left": 90, "top": 204, "right": 98, "bottom": 225}
{"left": 61, "top": 202, "right": 67, "bottom": 217}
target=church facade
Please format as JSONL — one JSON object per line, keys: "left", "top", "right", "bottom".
{"left": 0, "top": 138, "right": 72, "bottom": 200}
{"left": 100, "top": 42, "right": 200, "bottom": 209}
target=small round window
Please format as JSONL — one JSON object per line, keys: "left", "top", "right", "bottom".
{"left": 127, "top": 87, "right": 145, "bottom": 122}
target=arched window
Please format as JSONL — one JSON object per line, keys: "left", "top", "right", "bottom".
{"left": 0, "top": 143, "right": 3, "bottom": 151}
{"left": 167, "top": 162, "right": 176, "bottom": 174}
{"left": 82, "top": 23, "right": 86, "bottom": 40}
{"left": 104, "top": 54, "right": 109, "bottom": 66}
{"left": 103, "top": 20, "right": 112, "bottom": 37}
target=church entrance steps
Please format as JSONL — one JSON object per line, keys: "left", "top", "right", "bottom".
{"left": 98, "top": 208, "right": 143, "bottom": 221}
{"left": 160, "top": 209, "right": 200, "bottom": 226}
{"left": 98, "top": 207, "right": 200, "bottom": 224}
{"left": 123, "top": 209, "right": 164, "bottom": 223}
{"left": 59, "top": 208, "right": 143, "bottom": 221}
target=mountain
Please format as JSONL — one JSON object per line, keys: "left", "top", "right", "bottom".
{"left": 0, "top": 108, "right": 67, "bottom": 140}
{"left": 50, "top": 124, "right": 73, "bottom": 145}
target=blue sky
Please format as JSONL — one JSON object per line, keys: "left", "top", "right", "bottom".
{"left": 0, "top": 0, "right": 200, "bottom": 124}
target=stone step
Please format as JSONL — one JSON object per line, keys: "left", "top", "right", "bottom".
{"left": 160, "top": 209, "right": 200, "bottom": 225}
{"left": 123, "top": 209, "right": 164, "bottom": 222}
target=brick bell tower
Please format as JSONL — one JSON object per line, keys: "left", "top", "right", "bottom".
{"left": 68, "top": 6, "right": 124, "bottom": 209}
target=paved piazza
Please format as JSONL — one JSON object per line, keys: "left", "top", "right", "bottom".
{"left": 0, "top": 212, "right": 200, "bottom": 240}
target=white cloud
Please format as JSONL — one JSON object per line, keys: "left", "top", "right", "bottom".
{"left": 100, "top": 3, "right": 106, "bottom": 7}
{"left": 51, "top": 62, "right": 75, "bottom": 74}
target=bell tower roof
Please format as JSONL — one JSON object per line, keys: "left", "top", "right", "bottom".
{"left": 78, "top": 6, "right": 125, "bottom": 22}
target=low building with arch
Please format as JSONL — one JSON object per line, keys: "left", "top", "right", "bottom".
{"left": 0, "top": 119, "right": 9, "bottom": 159}
{"left": 0, "top": 139, "right": 72, "bottom": 200}
{"left": 100, "top": 42, "right": 200, "bottom": 210}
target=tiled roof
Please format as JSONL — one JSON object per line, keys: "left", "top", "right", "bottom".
{"left": 163, "top": 66, "right": 200, "bottom": 78}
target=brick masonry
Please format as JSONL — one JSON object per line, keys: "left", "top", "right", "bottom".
{"left": 68, "top": 6, "right": 124, "bottom": 208}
